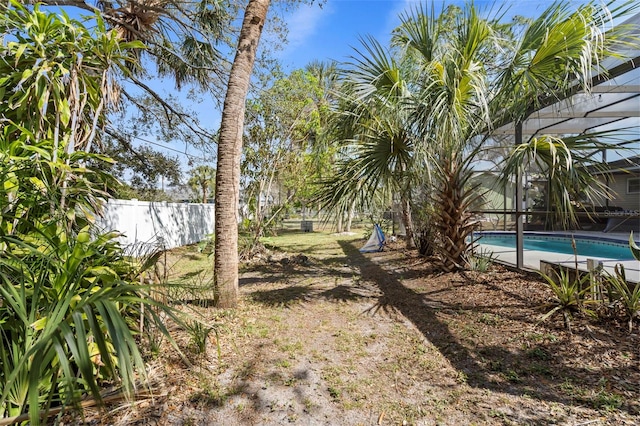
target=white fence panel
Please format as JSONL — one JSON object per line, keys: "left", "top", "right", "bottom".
{"left": 96, "top": 199, "right": 215, "bottom": 250}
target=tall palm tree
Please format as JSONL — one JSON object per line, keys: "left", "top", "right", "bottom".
{"left": 407, "top": 1, "right": 635, "bottom": 270}
{"left": 324, "top": 1, "right": 635, "bottom": 272}
{"left": 317, "top": 36, "right": 417, "bottom": 247}
{"left": 214, "top": 0, "right": 270, "bottom": 308}
{"left": 394, "top": 4, "right": 495, "bottom": 270}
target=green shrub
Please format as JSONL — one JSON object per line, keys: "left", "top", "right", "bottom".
{"left": 603, "top": 265, "right": 640, "bottom": 332}
{"left": 0, "top": 141, "right": 178, "bottom": 423}
{"left": 464, "top": 247, "right": 495, "bottom": 272}
{"left": 0, "top": 4, "right": 176, "bottom": 424}
{"left": 539, "top": 268, "right": 593, "bottom": 332}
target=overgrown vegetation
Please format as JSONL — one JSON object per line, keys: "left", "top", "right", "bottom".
{"left": 0, "top": 4, "right": 177, "bottom": 423}
{"left": 538, "top": 236, "right": 640, "bottom": 333}
{"left": 313, "top": 0, "right": 637, "bottom": 271}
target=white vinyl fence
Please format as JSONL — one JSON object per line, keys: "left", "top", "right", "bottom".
{"left": 95, "top": 199, "right": 215, "bottom": 250}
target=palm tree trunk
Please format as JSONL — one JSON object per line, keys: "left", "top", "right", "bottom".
{"left": 400, "top": 195, "right": 414, "bottom": 249}
{"left": 214, "top": 0, "right": 269, "bottom": 308}
{"left": 434, "top": 158, "right": 476, "bottom": 272}
{"left": 345, "top": 200, "right": 356, "bottom": 232}
{"left": 336, "top": 212, "right": 343, "bottom": 233}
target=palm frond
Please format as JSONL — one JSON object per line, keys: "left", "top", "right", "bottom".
{"left": 501, "top": 133, "right": 615, "bottom": 228}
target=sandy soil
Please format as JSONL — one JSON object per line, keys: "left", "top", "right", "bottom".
{"left": 81, "top": 233, "right": 639, "bottom": 426}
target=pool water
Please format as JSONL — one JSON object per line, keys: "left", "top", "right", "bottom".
{"left": 475, "top": 233, "right": 636, "bottom": 260}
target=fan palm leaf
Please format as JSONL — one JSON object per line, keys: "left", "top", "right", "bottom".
{"left": 501, "top": 133, "right": 616, "bottom": 228}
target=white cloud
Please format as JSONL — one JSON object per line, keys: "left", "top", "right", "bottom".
{"left": 281, "top": 2, "right": 334, "bottom": 53}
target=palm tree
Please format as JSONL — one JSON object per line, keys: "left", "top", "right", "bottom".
{"left": 393, "top": 3, "right": 495, "bottom": 271}
{"left": 188, "top": 165, "right": 216, "bottom": 203}
{"left": 324, "top": 1, "right": 634, "bottom": 272}
{"left": 317, "top": 36, "right": 417, "bottom": 247}
{"left": 493, "top": 1, "right": 637, "bottom": 229}
{"left": 500, "top": 134, "right": 615, "bottom": 230}
{"left": 34, "top": 0, "right": 231, "bottom": 90}
{"left": 403, "top": 1, "right": 634, "bottom": 270}
{"left": 214, "top": 0, "right": 270, "bottom": 308}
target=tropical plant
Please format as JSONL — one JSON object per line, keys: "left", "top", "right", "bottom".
{"left": 315, "top": 35, "right": 417, "bottom": 247}
{"left": 319, "top": 0, "right": 636, "bottom": 273}
{"left": 188, "top": 165, "right": 216, "bottom": 203}
{"left": 33, "top": 0, "right": 234, "bottom": 107}
{"left": 0, "top": 6, "right": 180, "bottom": 423}
{"left": 16, "top": 0, "right": 228, "bottom": 197}
{"left": 501, "top": 134, "right": 614, "bottom": 230}
{"left": 0, "top": 131, "right": 183, "bottom": 424}
{"left": 539, "top": 268, "right": 593, "bottom": 333}
{"left": 0, "top": 219, "right": 171, "bottom": 424}
{"left": 214, "top": 0, "right": 271, "bottom": 308}
{"left": 599, "top": 235, "right": 640, "bottom": 332}
{"left": 0, "top": 1, "right": 143, "bottom": 155}
{"left": 603, "top": 265, "right": 640, "bottom": 332}
{"left": 464, "top": 247, "right": 496, "bottom": 273}
{"left": 630, "top": 232, "right": 640, "bottom": 260}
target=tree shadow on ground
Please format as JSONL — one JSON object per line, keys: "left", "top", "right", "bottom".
{"left": 247, "top": 281, "right": 379, "bottom": 308}
{"left": 240, "top": 257, "right": 356, "bottom": 288}
{"left": 337, "top": 240, "right": 639, "bottom": 418}
{"left": 248, "top": 285, "right": 314, "bottom": 307}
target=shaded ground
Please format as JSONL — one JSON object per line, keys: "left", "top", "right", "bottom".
{"left": 89, "top": 230, "right": 639, "bottom": 425}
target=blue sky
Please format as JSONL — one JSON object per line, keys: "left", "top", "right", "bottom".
{"left": 275, "top": 0, "right": 406, "bottom": 70}
{"left": 273, "top": 0, "right": 580, "bottom": 71}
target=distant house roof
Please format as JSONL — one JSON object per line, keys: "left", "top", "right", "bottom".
{"left": 166, "top": 185, "right": 195, "bottom": 202}
{"left": 601, "top": 155, "right": 640, "bottom": 174}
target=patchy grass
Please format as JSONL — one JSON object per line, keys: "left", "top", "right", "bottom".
{"left": 84, "top": 226, "right": 640, "bottom": 426}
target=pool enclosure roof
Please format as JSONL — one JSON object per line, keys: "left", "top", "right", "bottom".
{"left": 492, "top": 12, "right": 640, "bottom": 140}
{"left": 489, "top": 11, "right": 640, "bottom": 270}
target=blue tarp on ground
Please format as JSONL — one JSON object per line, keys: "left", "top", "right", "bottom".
{"left": 360, "top": 224, "right": 386, "bottom": 253}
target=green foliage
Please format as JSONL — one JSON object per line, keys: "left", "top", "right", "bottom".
{"left": 500, "top": 134, "right": 614, "bottom": 229}
{"left": 0, "top": 1, "right": 142, "bottom": 152}
{"left": 185, "top": 320, "right": 215, "bottom": 356}
{"left": 318, "top": 0, "right": 636, "bottom": 271}
{"left": 0, "top": 5, "right": 180, "bottom": 424}
{"left": 539, "top": 268, "right": 593, "bottom": 331}
{"left": 105, "top": 140, "right": 184, "bottom": 197}
{"left": 603, "top": 265, "right": 640, "bottom": 332}
{"left": 0, "top": 137, "right": 179, "bottom": 423}
{"left": 242, "top": 66, "right": 338, "bottom": 247}
{"left": 188, "top": 165, "right": 216, "bottom": 203}
{"left": 630, "top": 232, "right": 640, "bottom": 260}
{"left": 535, "top": 233, "right": 640, "bottom": 333}
{"left": 464, "top": 247, "right": 495, "bottom": 273}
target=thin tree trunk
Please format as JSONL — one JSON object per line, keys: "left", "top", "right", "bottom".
{"left": 336, "top": 211, "right": 343, "bottom": 233}
{"left": 214, "top": 0, "right": 269, "bottom": 308}
{"left": 256, "top": 180, "right": 264, "bottom": 221}
{"left": 345, "top": 201, "right": 355, "bottom": 232}
{"left": 401, "top": 195, "right": 415, "bottom": 249}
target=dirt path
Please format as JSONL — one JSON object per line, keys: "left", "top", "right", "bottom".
{"left": 96, "top": 233, "right": 639, "bottom": 425}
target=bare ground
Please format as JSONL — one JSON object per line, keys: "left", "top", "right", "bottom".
{"left": 86, "top": 231, "right": 639, "bottom": 426}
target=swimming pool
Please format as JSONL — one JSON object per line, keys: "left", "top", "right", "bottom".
{"left": 474, "top": 232, "right": 636, "bottom": 260}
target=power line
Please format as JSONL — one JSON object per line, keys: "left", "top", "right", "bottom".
{"left": 125, "top": 134, "right": 214, "bottom": 163}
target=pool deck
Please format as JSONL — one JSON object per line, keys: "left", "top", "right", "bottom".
{"left": 475, "top": 231, "right": 640, "bottom": 283}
